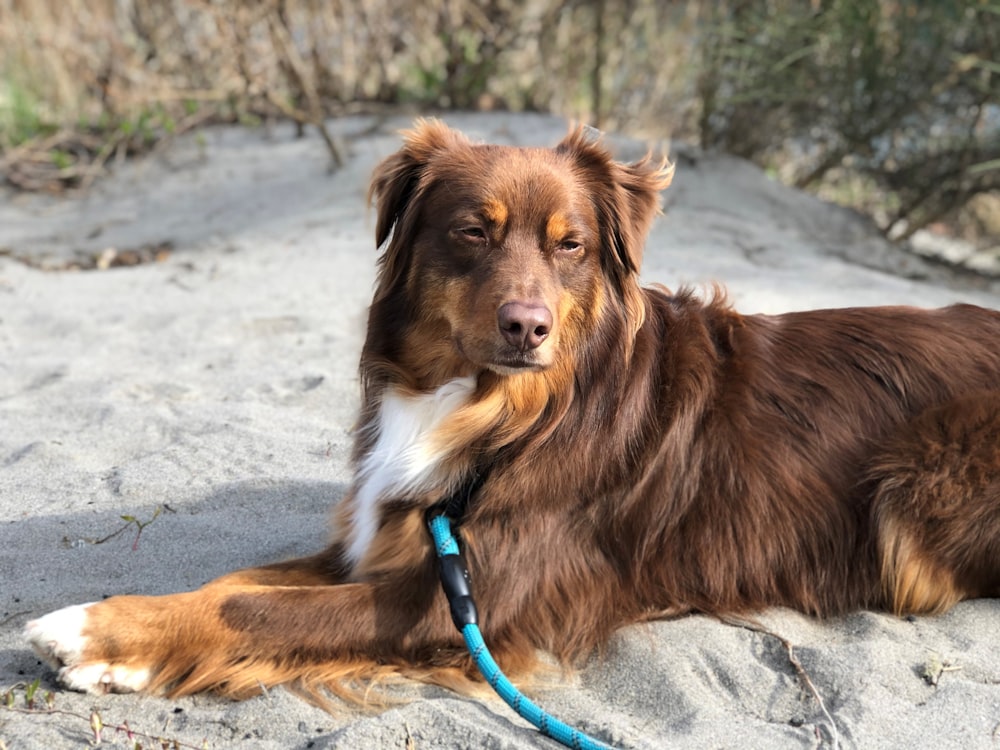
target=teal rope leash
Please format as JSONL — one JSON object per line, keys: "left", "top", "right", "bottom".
{"left": 428, "top": 513, "right": 613, "bottom": 750}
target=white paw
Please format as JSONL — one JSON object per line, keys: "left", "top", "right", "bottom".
{"left": 59, "top": 663, "right": 151, "bottom": 695}
{"left": 25, "top": 603, "right": 93, "bottom": 669}
{"left": 24, "top": 603, "right": 151, "bottom": 694}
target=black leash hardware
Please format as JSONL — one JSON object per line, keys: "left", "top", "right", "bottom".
{"left": 436, "top": 542, "right": 478, "bottom": 631}
{"left": 429, "top": 469, "right": 486, "bottom": 631}
{"left": 438, "top": 466, "right": 489, "bottom": 526}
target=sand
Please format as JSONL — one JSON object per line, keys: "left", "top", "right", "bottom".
{"left": 2, "top": 112, "right": 999, "bottom": 749}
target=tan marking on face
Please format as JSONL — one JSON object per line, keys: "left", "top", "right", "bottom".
{"left": 546, "top": 212, "right": 570, "bottom": 244}
{"left": 553, "top": 286, "right": 585, "bottom": 348}
{"left": 483, "top": 199, "right": 508, "bottom": 228}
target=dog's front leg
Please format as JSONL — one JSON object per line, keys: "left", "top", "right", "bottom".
{"left": 25, "top": 570, "right": 457, "bottom": 697}
{"left": 205, "top": 545, "right": 351, "bottom": 588}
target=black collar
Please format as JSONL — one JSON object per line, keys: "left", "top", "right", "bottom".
{"left": 432, "top": 465, "right": 491, "bottom": 526}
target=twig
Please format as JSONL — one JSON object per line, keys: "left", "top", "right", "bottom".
{"left": 76, "top": 505, "right": 169, "bottom": 550}
{"left": 265, "top": 3, "right": 344, "bottom": 168}
{"left": 720, "top": 615, "right": 840, "bottom": 749}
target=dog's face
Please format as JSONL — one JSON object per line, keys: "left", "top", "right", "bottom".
{"left": 368, "top": 120, "right": 672, "bottom": 386}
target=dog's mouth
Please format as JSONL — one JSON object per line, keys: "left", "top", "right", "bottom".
{"left": 487, "top": 330, "right": 559, "bottom": 373}
{"left": 486, "top": 355, "right": 547, "bottom": 375}
{"left": 453, "top": 335, "right": 553, "bottom": 376}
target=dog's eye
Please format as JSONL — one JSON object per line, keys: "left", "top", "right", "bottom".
{"left": 556, "top": 239, "right": 583, "bottom": 255}
{"left": 457, "top": 226, "right": 487, "bottom": 242}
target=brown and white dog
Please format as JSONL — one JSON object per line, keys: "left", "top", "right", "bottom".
{"left": 26, "top": 120, "right": 1000, "bottom": 701}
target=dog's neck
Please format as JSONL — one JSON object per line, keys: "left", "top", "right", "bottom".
{"left": 341, "top": 376, "right": 478, "bottom": 567}
{"left": 337, "top": 362, "right": 579, "bottom": 569}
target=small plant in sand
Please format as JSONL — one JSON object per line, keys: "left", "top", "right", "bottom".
{"left": 2, "top": 680, "right": 208, "bottom": 748}
{"left": 66, "top": 505, "right": 171, "bottom": 552}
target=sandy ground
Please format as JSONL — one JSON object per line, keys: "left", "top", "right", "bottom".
{"left": 2, "top": 112, "right": 999, "bottom": 749}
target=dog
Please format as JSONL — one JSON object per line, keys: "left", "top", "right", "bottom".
{"left": 26, "top": 120, "right": 1000, "bottom": 703}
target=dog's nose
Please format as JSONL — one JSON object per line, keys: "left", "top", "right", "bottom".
{"left": 497, "top": 301, "right": 553, "bottom": 351}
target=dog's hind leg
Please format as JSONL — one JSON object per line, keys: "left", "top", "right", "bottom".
{"left": 870, "top": 390, "right": 1000, "bottom": 615}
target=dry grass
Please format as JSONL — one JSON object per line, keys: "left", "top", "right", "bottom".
{"left": 0, "top": 0, "right": 996, "bottom": 248}
{"left": 0, "top": 0, "right": 701, "bottom": 191}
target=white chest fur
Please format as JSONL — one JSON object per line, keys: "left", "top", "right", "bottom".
{"left": 344, "top": 376, "right": 476, "bottom": 566}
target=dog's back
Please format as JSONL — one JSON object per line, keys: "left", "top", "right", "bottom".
{"left": 608, "top": 292, "right": 1000, "bottom": 618}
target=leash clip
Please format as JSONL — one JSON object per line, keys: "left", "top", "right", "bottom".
{"left": 427, "top": 513, "right": 479, "bottom": 631}
{"left": 437, "top": 547, "right": 478, "bottom": 631}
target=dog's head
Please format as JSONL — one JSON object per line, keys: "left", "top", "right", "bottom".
{"left": 366, "top": 119, "right": 673, "bottom": 389}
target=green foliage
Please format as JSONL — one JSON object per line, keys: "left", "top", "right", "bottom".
{"left": 49, "top": 149, "right": 73, "bottom": 170}
{"left": 0, "top": 80, "right": 57, "bottom": 148}
{"left": 1, "top": 679, "right": 53, "bottom": 711}
{"left": 698, "top": 0, "right": 1000, "bottom": 237}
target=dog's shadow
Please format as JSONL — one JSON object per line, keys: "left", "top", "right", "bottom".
{"left": 1, "top": 479, "right": 346, "bottom": 690}
{"left": 1, "top": 479, "right": 346, "bottom": 626}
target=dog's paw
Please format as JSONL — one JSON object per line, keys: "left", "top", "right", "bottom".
{"left": 24, "top": 603, "right": 150, "bottom": 694}
{"left": 25, "top": 603, "right": 92, "bottom": 669}
{"left": 57, "top": 662, "right": 151, "bottom": 695}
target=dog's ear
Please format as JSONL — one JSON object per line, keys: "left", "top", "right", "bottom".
{"left": 556, "top": 127, "right": 673, "bottom": 275}
{"left": 368, "top": 119, "right": 469, "bottom": 250}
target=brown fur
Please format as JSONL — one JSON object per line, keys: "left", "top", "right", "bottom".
{"left": 35, "top": 120, "right": 1000, "bottom": 701}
